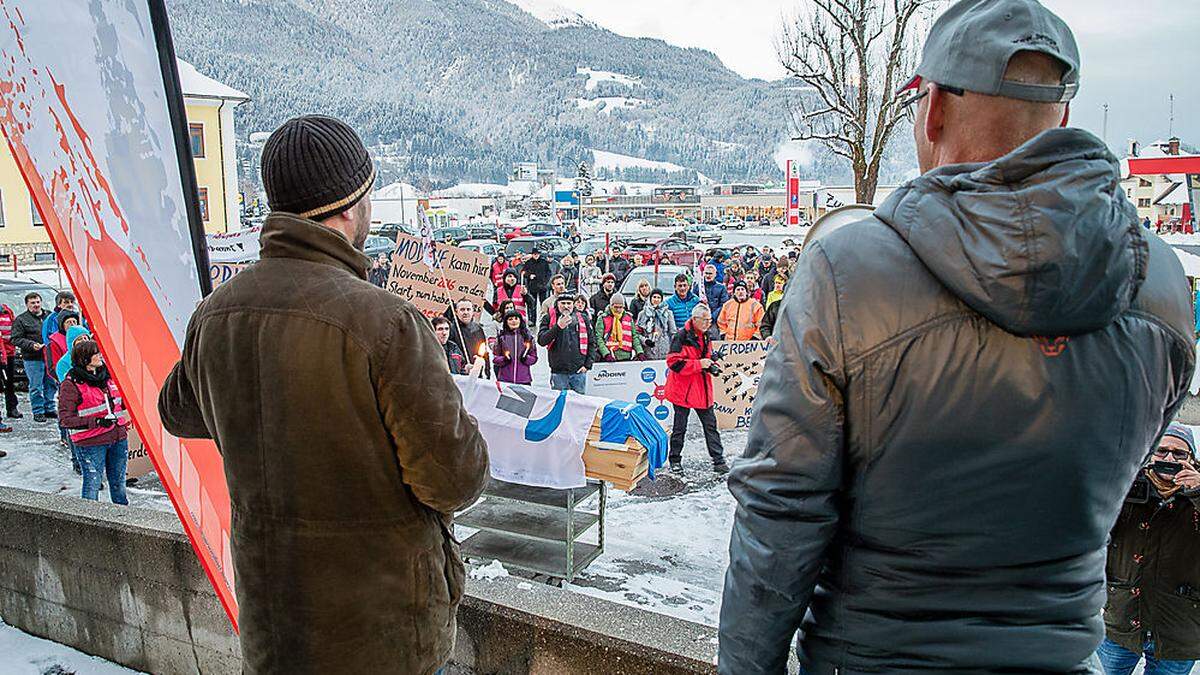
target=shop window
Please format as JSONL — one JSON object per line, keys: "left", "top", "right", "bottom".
{"left": 198, "top": 187, "right": 210, "bottom": 222}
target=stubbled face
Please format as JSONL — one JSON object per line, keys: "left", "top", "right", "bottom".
{"left": 675, "top": 280, "right": 689, "bottom": 296}
{"left": 1152, "top": 436, "right": 1194, "bottom": 478}
{"left": 704, "top": 269, "right": 716, "bottom": 282}
{"left": 557, "top": 300, "right": 574, "bottom": 315}
{"left": 26, "top": 297, "right": 42, "bottom": 313}
{"left": 734, "top": 287, "right": 748, "bottom": 302}
{"left": 455, "top": 302, "right": 475, "bottom": 324}
{"left": 693, "top": 313, "right": 712, "bottom": 331}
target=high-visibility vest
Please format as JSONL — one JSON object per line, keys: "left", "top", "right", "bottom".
{"left": 68, "top": 378, "right": 130, "bottom": 444}
{"left": 497, "top": 284, "right": 527, "bottom": 317}
{"left": 602, "top": 312, "right": 634, "bottom": 353}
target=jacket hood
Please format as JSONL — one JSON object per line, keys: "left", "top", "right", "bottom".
{"left": 65, "top": 325, "right": 91, "bottom": 350}
{"left": 874, "top": 128, "right": 1148, "bottom": 336}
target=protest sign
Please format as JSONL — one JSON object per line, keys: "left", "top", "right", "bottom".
{"left": 206, "top": 226, "right": 261, "bottom": 263}
{"left": 711, "top": 340, "right": 769, "bottom": 430}
{"left": 386, "top": 234, "right": 489, "bottom": 316}
{"left": 587, "top": 361, "right": 673, "bottom": 428}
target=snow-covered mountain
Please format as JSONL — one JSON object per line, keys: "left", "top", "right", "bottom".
{"left": 505, "top": 0, "right": 595, "bottom": 29}
{"left": 164, "top": 0, "right": 886, "bottom": 187}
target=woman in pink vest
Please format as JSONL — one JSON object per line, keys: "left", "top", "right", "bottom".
{"left": 57, "top": 339, "right": 131, "bottom": 504}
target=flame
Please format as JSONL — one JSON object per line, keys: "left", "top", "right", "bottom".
{"left": 477, "top": 343, "right": 488, "bottom": 357}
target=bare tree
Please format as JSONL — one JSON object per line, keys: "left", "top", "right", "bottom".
{"left": 779, "top": 0, "right": 942, "bottom": 204}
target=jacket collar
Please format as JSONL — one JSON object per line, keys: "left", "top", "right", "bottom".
{"left": 259, "top": 213, "right": 371, "bottom": 280}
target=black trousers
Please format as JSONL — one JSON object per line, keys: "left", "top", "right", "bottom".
{"left": 0, "top": 357, "right": 17, "bottom": 413}
{"left": 669, "top": 404, "right": 725, "bottom": 464}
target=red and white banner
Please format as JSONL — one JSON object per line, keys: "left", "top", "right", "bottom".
{"left": 0, "top": 1, "right": 238, "bottom": 628}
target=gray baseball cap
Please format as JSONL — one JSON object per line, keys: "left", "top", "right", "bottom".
{"left": 900, "top": 0, "right": 1080, "bottom": 103}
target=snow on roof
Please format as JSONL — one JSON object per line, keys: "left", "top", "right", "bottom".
{"left": 177, "top": 59, "right": 249, "bottom": 102}
{"left": 434, "top": 182, "right": 533, "bottom": 199}
{"left": 373, "top": 182, "right": 420, "bottom": 199}
{"left": 1172, "top": 247, "right": 1200, "bottom": 278}
{"left": 1155, "top": 175, "right": 1190, "bottom": 206}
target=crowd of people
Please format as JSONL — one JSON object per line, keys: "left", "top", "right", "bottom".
{"left": 0, "top": 289, "right": 133, "bottom": 503}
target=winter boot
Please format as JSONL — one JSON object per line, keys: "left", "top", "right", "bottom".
{"left": 712, "top": 460, "right": 730, "bottom": 475}
{"left": 33, "top": 413, "right": 46, "bottom": 423}
{"left": 7, "top": 408, "right": 21, "bottom": 419}
{"left": 669, "top": 461, "right": 683, "bottom": 474}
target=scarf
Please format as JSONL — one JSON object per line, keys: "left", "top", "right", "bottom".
{"left": 1148, "top": 464, "right": 1191, "bottom": 498}
{"left": 610, "top": 309, "right": 626, "bottom": 344}
{"left": 548, "top": 307, "right": 589, "bottom": 355}
{"left": 69, "top": 364, "right": 110, "bottom": 387}
{"left": 605, "top": 310, "right": 633, "bottom": 352}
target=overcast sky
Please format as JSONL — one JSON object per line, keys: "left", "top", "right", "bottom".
{"left": 556, "top": 0, "right": 1199, "bottom": 153}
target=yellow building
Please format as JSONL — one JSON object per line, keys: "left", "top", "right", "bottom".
{"left": 0, "top": 59, "right": 248, "bottom": 265}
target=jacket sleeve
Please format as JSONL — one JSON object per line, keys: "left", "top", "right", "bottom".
{"left": 594, "top": 316, "right": 611, "bottom": 357}
{"left": 158, "top": 319, "right": 214, "bottom": 440}
{"left": 719, "top": 242, "right": 846, "bottom": 675}
{"left": 666, "top": 332, "right": 701, "bottom": 375}
{"left": 57, "top": 380, "right": 93, "bottom": 431}
{"left": 10, "top": 317, "right": 38, "bottom": 354}
{"left": 716, "top": 301, "right": 732, "bottom": 336}
{"left": 631, "top": 325, "right": 643, "bottom": 355}
{"left": 760, "top": 302, "right": 779, "bottom": 339}
{"left": 376, "top": 304, "right": 489, "bottom": 514}
{"left": 537, "top": 315, "right": 559, "bottom": 347}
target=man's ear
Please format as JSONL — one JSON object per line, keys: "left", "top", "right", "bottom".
{"left": 924, "top": 84, "right": 946, "bottom": 145}
{"left": 1060, "top": 103, "right": 1070, "bottom": 128}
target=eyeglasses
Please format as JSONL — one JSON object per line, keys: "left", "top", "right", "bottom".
{"left": 900, "top": 83, "right": 965, "bottom": 124}
{"left": 1154, "top": 447, "right": 1192, "bottom": 462}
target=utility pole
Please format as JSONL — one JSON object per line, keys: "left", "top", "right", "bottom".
{"left": 1101, "top": 103, "right": 1109, "bottom": 145}
{"left": 1169, "top": 93, "right": 1175, "bottom": 136}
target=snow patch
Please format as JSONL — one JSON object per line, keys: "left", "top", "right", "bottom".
{"left": 469, "top": 560, "right": 510, "bottom": 581}
{"left": 505, "top": 0, "right": 595, "bottom": 29}
{"left": 0, "top": 619, "right": 146, "bottom": 674}
{"left": 591, "top": 149, "right": 692, "bottom": 174}
{"left": 572, "top": 97, "right": 646, "bottom": 115}
{"left": 577, "top": 67, "right": 642, "bottom": 92}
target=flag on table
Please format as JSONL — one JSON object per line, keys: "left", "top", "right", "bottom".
{"left": 417, "top": 207, "right": 438, "bottom": 269}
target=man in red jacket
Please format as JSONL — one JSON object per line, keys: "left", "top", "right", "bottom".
{"left": 0, "top": 302, "right": 19, "bottom": 420}
{"left": 665, "top": 303, "right": 726, "bottom": 475}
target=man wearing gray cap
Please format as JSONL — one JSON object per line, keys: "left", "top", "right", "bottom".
{"left": 720, "top": 1, "right": 1195, "bottom": 673}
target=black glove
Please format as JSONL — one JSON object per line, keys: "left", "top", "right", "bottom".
{"left": 96, "top": 417, "right": 116, "bottom": 428}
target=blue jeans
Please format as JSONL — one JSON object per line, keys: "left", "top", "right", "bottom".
{"left": 78, "top": 439, "right": 129, "bottom": 505}
{"left": 1098, "top": 637, "right": 1195, "bottom": 675}
{"left": 550, "top": 372, "right": 587, "bottom": 395}
{"left": 24, "top": 359, "right": 56, "bottom": 415}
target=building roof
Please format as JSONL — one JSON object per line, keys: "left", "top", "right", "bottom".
{"left": 1154, "top": 177, "right": 1190, "bottom": 206}
{"left": 177, "top": 59, "right": 249, "bottom": 103}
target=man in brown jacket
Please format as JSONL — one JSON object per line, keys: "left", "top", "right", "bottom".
{"left": 158, "top": 115, "right": 488, "bottom": 675}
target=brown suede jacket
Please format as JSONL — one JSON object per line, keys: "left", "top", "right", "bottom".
{"left": 159, "top": 213, "right": 488, "bottom": 675}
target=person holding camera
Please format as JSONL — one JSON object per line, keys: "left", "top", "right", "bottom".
{"left": 1099, "top": 423, "right": 1200, "bottom": 675}
{"left": 664, "top": 304, "right": 727, "bottom": 475}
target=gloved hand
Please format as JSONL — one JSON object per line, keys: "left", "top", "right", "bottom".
{"left": 96, "top": 417, "right": 117, "bottom": 428}
{"left": 604, "top": 354, "right": 616, "bottom": 362}
{"left": 636, "top": 353, "right": 647, "bottom": 361}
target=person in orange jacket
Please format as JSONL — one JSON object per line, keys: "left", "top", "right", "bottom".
{"left": 717, "top": 282, "right": 765, "bottom": 341}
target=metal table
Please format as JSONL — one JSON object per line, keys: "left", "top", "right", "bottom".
{"left": 458, "top": 478, "right": 606, "bottom": 582}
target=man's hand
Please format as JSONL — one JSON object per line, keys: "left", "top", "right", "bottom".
{"left": 699, "top": 358, "right": 713, "bottom": 369}
{"left": 557, "top": 313, "right": 572, "bottom": 329}
{"left": 1174, "top": 464, "right": 1200, "bottom": 490}
{"left": 33, "top": 343, "right": 44, "bottom": 351}
{"left": 577, "top": 366, "right": 587, "bottom": 374}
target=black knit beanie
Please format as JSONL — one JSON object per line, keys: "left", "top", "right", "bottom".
{"left": 261, "top": 115, "right": 376, "bottom": 221}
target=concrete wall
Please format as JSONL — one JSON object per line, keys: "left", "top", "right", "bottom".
{"left": 0, "top": 487, "right": 719, "bottom": 674}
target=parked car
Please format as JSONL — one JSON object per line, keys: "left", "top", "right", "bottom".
{"left": 0, "top": 279, "right": 61, "bottom": 388}
{"left": 644, "top": 216, "right": 671, "bottom": 228}
{"left": 459, "top": 239, "right": 504, "bottom": 257}
{"left": 363, "top": 236, "right": 395, "bottom": 258}
{"left": 719, "top": 219, "right": 747, "bottom": 230}
{"left": 467, "top": 224, "right": 498, "bottom": 241}
{"left": 371, "top": 222, "right": 415, "bottom": 242}
{"left": 432, "top": 227, "right": 470, "bottom": 244}
{"left": 672, "top": 224, "right": 722, "bottom": 245}
{"left": 501, "top": 224, "right": 529, "bottom": 241}
{"left": 505, "top": 236, "right": 572, "bottom": 264}
{"left": 618, "top": 237, "right": 702, "bottom": 268}
{"left": 574, "top": 236, "right": 629, "bottom": 260}
{"left": 618, "top": 264, "right": 690, "bottom": 302}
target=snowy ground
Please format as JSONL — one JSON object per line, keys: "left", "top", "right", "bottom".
{"left": 0, "top": 620, "right": 145, "bottom": 674}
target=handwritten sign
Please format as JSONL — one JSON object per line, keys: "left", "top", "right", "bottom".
{"left": 210, "top": 262, "right": 249, "bottom": 289}
{"left": 711, "top": 340, "right": 769, "bottom": 430}
{"left": 386, "top": 234, "right": 490, "bottom": 317}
